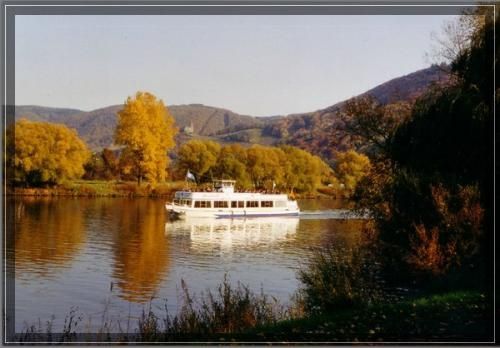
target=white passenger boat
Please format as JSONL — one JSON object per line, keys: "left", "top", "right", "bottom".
{"left": 165, "top": 180, "right": 299, "bottom": 218}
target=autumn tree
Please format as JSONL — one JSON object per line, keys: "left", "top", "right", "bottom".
{"left": 213, "top": 144, "right": 252, "bottom": 189}
{"left": 351, "top": 10, "right": 495, "bottom": 284}
{"left": 338, "top": 96, "right": 411, "bottom": 157}
{"left": 101, "top": 148, "right": 119, "bottom": 179}
{"left": 383, "top": 10, "right": 494, "bottom": 280}
{"left": 176, "top": 140, "right": 221, "bottom": 182}
{"left": 10, "top": 119, "right": 90, "bottom": 186}
{"left": 83, "top": 152, "right": 105, "bottom": 180}
{"left": 333, "top": 150, "right": 371, "bottom": 197}
{"left": 172, "top": 142, "right": 331, "bottom": 193}
{"left": 280, "top": 146, "right": 332, "bottom": 193}
{"left": 83, "top": 148, "right": 119, "bottom": 180}
{"left": 246, "top": 145, "right": 285, "bottom": 189}
{"left": 114, "top": 92, "right": 177, "bottom": 184}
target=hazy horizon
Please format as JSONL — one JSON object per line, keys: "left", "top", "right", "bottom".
{"left": 16, "top": 15, "right": 456, "bottom": 116}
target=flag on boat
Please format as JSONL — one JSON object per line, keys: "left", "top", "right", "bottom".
{"left": 186, "top": 170, "right": 196, "bottom": 182}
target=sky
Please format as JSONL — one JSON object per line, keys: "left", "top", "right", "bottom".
{"left": 15, "top": 15, "right": 457, "bottom": 116}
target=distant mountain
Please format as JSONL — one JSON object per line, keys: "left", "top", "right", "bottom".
{"left": 65, "top": 105, "right": 122, "bottom": 150}
{"left": 362, "top": 64, "right": 451, "bottom": 104}
{"left": 14, "top": 105, "right": 83, "bottom": 123}
{"left": 262, "top": 65, "right": 451, "bottom": 162}
{"left": 169, "top": 104, "right": 264, "bottom": 136}
{"left": 15, "top": 103, "right": 269, "bottom": 150}
{"left": 15, "top": 65, "right": 450, "bottom": 158}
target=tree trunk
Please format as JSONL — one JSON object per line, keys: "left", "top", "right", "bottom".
{"left": 136, "top": 163, "right": 143, "bottom": 186}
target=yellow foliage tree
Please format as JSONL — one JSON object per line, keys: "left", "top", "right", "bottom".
{"left": 11, "top": 119, "right": 90, "bottom": 185}
{"left": 280, "top": 146, "right": 333, "bottom": 193}
{"left": 173, "top": 141, "right": 333, "bottom": 193}
{"left": 115, "top": 92, "right": 177, "bottom": 184}
{"left": 246, "top": 145, "right": 285, "bottom": 189}
{"left": 176, "top": 140, "right": 221, "bottom": 182}
{"left": 334, "top": 150, "right": 372, "bottom": 197}
{"left": 213, "top": 144, "right": 252, "bottom": 189}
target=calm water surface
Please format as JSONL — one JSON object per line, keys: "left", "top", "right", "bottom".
{"left": 8, "top": 197, "right": 365, "bottom": 332}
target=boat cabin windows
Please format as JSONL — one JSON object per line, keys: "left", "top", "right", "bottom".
{"left": 214, "top": 201, "right": 229, "bottom": 208}
{"left": 246, "top": 201, "right": 259, "bottom": 208}
{"left": 261, "top": 201, "right": 273, "bottom": 208}
{"left": 175, "top": 199, "right": 192, "bottom": 206}
{"left": 231, "top": 201, "right": 245, "bottom": 208}
{"left": 194, "top": 201, "right": 211, "bottom": 208}
{"left": 274, "top": 200, "right": 286, "bottom": 208}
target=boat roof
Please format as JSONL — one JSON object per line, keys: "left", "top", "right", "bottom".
{"left": 175, "top": 191, "right": 289, "bottom": 200}
{"left": 213, "top": 179, "right": 236, "bottom": 184}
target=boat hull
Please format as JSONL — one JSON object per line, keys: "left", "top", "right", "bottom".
{"left": 165, "top": 204, "right": 299, "bottom": 219}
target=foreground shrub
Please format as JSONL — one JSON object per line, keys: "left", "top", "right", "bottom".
{"left": 298, "top": 244, "right": 382, "bottom": 314}
{"left": 406, "top": 184, "right": 483, "bottom": 277}
{"left": 162, "top": 276, "right": 286, "bottom": 336}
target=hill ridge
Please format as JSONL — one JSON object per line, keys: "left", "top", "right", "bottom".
{"left": 15, "top": 65, "right": 450, "bottom": 158}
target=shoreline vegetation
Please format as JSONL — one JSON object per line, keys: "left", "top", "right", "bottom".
{"left": 7, "top": 180, "right": 338, "bottom": 199}
{"left": 17, "top": 281, "right": 490, "bottom": 343}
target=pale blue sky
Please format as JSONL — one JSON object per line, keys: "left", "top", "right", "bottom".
{"left": 15, "top": 15, "right": 455, "bottom": 116}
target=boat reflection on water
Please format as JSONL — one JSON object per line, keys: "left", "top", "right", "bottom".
{"left": 165, "top": 216, "right": 299, "bottom": 251}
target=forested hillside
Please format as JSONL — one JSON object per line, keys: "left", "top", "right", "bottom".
{"left": 15, "top": 65, "right": 449, "bottom": 159}
{"left": 262, "top": 65, "right": 450, "bottom": 162}
{"left": 15, "top": 104, "right": 266, "bottom": 150}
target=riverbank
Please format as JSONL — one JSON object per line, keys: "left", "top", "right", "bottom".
{"left": 16, "top": 291, "right": 491, "bottom": 343}
{"left": 7, "top": 180, "right": 338, "bottom": 199}
{"left": 8, "top": 180, "right": 184, "bottom": 198}
{"left": 233, "top": 291, "right": 491, "bottom": 343}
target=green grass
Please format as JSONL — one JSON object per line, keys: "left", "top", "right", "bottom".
{"left": 16, "top": 289, "right": 491, "bottom": 343}
{"left": 12, "top": 180, "right": 186, "bottom": 197}
{"left": 229, "top": 291, "right": 492, "bottom": 342}
{"left": 62, "top": 180, "right": 118, "bottom": 196}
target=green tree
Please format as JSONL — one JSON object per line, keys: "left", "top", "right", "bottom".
{"left": 338, "top": 96, "right": 411, "bottom": 157}
{"left": 83, "top": 152, "right": 105, "bottom": 180}
{"left": 176, "top": 140, "right": 221, "bottom": 182}
{"left": 246, "top": 145, "right": 284, "bottom": 189}
{"left": 280, "top": 146, "right": 331, "bottom": 193}
{"left": 83, "top": 148, "right": 119, "bottom": 180}
{"left": 115, "top": 91, "right": 177, "bottom": 185}
{"left": 172, "top": 141, "right": 332, "bottom": 193}
{"left": 333, "top": 150, "right": 371, "bottom": 197}
{"left": 353, "top": 10, "right": 495, "bottom": 284}
{"left": 101, "top": 148, "right": 119, "bottom": 179}
{"left": 213, "top": 144, "right": 252, "bottom": 189}
{"left": 10, "top": 119, "right": 90, "bottom": 186}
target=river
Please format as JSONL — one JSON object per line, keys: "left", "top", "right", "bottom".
{"left": 7, "top": 197, "right": 367, "bottom": 333}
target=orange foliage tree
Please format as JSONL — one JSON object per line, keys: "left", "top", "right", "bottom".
{"left": 10, "top": 119, "right": 90, "bottom": 186}
{"left": 115, "top": 91, "right": 177, "bottom": 184}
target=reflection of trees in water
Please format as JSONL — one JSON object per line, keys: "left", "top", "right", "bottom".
{"left": 296, "top": 219, "right": 367, "bottom": 250}
{"left": 111, "top": 199, "right": 170, "bottom": 303}
{"left": 14, "top": 197, "right": 87, "bottom": 278}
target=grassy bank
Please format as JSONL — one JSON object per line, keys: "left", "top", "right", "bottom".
{"left": 17, "top": 290, "right": 491, "bottom": 343}
{"left": 233, "top": 291, "right": 491, "bottom": 343}
{"left": 8, "top": 180, "right": 338, "bottom": 199}
{"left": 8, "top": 180, "right": 185, "bottom": 198}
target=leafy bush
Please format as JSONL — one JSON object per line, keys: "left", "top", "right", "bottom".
{"left": 8, "top": 119, "right": 90, "bottom": 186}
{"left": 160, "top": 276, "right": 286, "bottom": 337}
{"left": 298, "top": 245, "right": 382, "bottom": 314}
